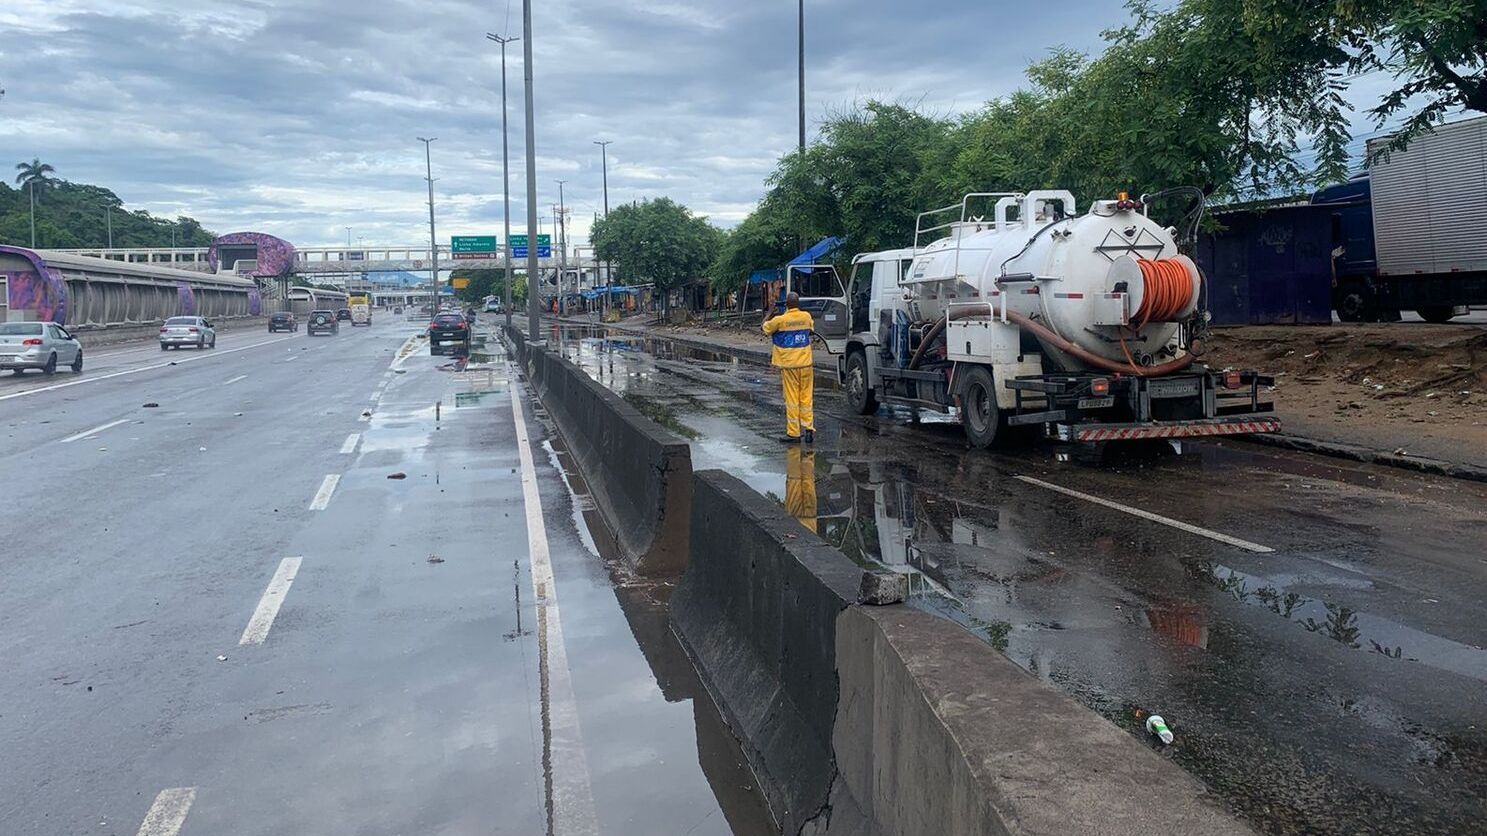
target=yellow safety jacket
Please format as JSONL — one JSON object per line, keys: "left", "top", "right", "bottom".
{"left": 763, "top": 308, "right": 815, "bottom": 368}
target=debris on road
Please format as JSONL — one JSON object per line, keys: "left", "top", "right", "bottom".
{"left": 142, "top": 402, "right": 159, "bottom": 408}
{"left": 361, "top": 410, "right": 372, "bottom": 417}
{"left": 426, "top": 554, "right": 445, "bottom": 564}
{"left": 387, "top": 472, "right": 407, "bottom": 480}
{"left": 1145, "top": 715, "right": 1174, "bottom": 745}
{"left": 216, "top": 655, "right": 228, "bottom": 662}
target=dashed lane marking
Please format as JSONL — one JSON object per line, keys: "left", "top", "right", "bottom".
{"left": 135, "top": 787, "right": 196, "bottom": 836}
{"left": 340, "top": 433, "right": 360, "bottom": 454}
{"left": 308, "top": 474, "right": 340, "bottom": 511}
{"left": 59, "top": 418, "right": 130, "bottom": 444}
{"left": 223, "top": 374, "right": 248, "bottom": 385}
{"left": 1014, "top": 475, "right": 1275, "bottom": 554}
{"left": 239, "top": 557, "right": 302, "bottom": 645}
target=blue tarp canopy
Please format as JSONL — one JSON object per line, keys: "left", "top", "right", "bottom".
{"left": 787, "top": 236, "right": 845, "bottom": 267}
{"left": 580, "top": 286, "right": 639, "bottom": 300}
{"left": 749, "top": 268, "right": 784, "bottom": 286}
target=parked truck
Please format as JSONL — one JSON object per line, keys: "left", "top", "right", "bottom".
{"left": 793, "top": 189, "right": 1278, "bottom": 449}
{"left": 1315, "top": 114, "right": 1487, "bottom": 323}
{"left": 349, "top": 294, "right": 372, "bottom": 327}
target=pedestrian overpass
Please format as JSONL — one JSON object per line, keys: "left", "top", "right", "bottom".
{"left": 50, "top": 244, "right": 582, "bottom": 276}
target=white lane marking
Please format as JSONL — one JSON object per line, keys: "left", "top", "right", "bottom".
{"left": 510, "top": 374, "right": 599, "bottom": 835}
{"left": 59, "top": 418, "right": 131, "bottom": 444}
{"left": 340, "top": 432, "right": 360, "bottom": 454}
{"left": 135, "top": 787, "right": 196, "bottom": 836}
{"left": 308, "top": 474, "right": 340, "bottom": 510}
{"left": 223, "top": 374, "right": 248, "bottom": 385}
{"left": 282, "top": 354, "right": 299, "bottom": 362}
{"left": 389, "top": 334, "right": 422, "bottom": 370}
{"left": 0, "top": 336, "right": 296, "bottom": 402}
{"left": 1014, "top": 475, "right": 1275, "bottom": 554}
{"left": 239, "top": 557, "right": 302, "bottom": 645}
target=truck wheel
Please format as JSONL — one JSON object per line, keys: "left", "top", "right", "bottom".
{"left": 845, "top": 351, "right": 879, "bottom": 415}
{"left": 1335, "top": 288, "right": 1368, "bottom": 322}
{"left": 1416, "top": 306, "right": 1457, "bottom": 324}
{"left": 959, "top": 366, "right": 1000, "bottom": 449}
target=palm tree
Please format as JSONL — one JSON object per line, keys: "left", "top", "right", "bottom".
{"left": 14, "top": 158, "right": 55, "bottom": 247}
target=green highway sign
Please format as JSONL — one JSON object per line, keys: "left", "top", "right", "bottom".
{"left": 509, "top": 234, "right": 552, "bottom": 258}
{"left": 451, "top": 235, "right": 499, "bottom": 259}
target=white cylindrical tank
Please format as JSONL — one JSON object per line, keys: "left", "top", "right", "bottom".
{"left": 902, "top": 190, "right": 1200, "bottom": 370}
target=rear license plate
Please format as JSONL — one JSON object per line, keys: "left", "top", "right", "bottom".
{"left": 1077, "top": 396, "right": 1115, "bottom": 410}
{"left": 1147, "top": 379, "right": 1201, "bottom": 399}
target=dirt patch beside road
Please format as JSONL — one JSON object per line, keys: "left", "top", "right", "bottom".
{"left": 1205, "top": 324, "right": 1487, "bottom": 467}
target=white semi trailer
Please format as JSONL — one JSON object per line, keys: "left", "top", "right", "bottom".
{"left": 793, "top": 190, "right": 1279, "bottom": 449}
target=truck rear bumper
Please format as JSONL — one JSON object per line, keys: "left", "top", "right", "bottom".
{"left": 1057, "top": 416, "right": 1281, "bottom": 443}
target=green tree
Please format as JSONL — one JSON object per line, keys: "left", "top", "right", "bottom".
{"left": 14, "top": 158, "right": 56, "bottom": 191}
{"left": 0, "top": 179, "right": 215, "bottom": 248}
{"left": 590, "top": 198, "right": 722, "bottom": 318}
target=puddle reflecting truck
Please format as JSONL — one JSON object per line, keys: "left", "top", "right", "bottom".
{"left": 793, "top": 190, "right": 1279, "bottom": 450}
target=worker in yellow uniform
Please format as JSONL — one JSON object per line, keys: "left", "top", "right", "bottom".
{"left": 762, "top": 291, "right": 815, "bottom": 443}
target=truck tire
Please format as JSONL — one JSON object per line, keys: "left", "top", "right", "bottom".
{"left": 844, "top": 350, "right": 879, "bottom": 415}
{"left": 959, "top": 365, "right": 1000, "bottom": 449}
{"left": 1416, "top": 306, "right": 1457, "bottom": 324}
{"left": 1335, "top": 285, "right": 1369, "bottom": 322}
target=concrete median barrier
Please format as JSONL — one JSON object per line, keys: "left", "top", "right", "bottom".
{"left": 503, "top": 326, "right": 692, "bottom": 575}
{"left": 674, "top": 468, "right": 1252, "bottom": 836}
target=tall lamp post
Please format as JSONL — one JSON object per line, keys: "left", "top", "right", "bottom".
{"left": 593, "top": 140, "right": 612, "bottom": 316}
{"left": 555, "top": 179, "right": 567, "bottom": 314}
{"left": 418, "top": 137, "right": 439, "bottom": 318}
{"left": 521, "top": 0, "right": 540, "bottom": 340}
{"left": 798, "top": 0, "right": 806, "bottom": 153}
{"left": 487, "top": 31, "right": 520, "bottom": 329}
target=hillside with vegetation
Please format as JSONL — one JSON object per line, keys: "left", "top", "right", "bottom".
{"left": 1, "top": 161, "right": 215, "bottom": 249}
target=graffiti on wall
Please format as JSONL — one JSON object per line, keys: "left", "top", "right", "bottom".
{"left": 208, "top": 232, "right": 297, "bottom": 278}
{"left": 176, "top": 282, "right": 198, "bottom": 316}
{"left": 0, "top": 246, "right": 69, "bottom": 324}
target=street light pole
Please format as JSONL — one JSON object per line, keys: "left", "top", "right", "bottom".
{"left": 798, "top": 0, "right": 806, "bottom": 153}
{"left": 555, "top": 179, "right": 567, "bottom": 313}
{"left": 487, "top": 31, "right": 520, "bottom": 329}
{"left": 28, "top": 181, "right": 35, "bottom": 247}
{"left": 521, "top": 0, "right": 540, "bottom": 340}
{"left": 106, "top": 206, "right": 113, "bottom": 248}
{"left": 345, "top": 226, "right": 352, "bottom": 248}
{"left": 593, "top": 140, "right": 612, "bottom": 312}
{"left": 418, "top": 136, "right": 439, "bottom": 319}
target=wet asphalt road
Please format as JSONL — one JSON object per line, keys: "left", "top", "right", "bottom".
{"left": 0, "top": 318, "right": 770, "bottom": 835}
{"left": 549, "top": 323, "right": 1487, "bottom": 836}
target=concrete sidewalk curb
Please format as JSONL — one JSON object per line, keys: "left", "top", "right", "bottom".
{"left": 1241, "top": 431, "right": 1487, "bottom": 484}
{"left": 560, "top": 316, "right": 1487, "bottom": 485}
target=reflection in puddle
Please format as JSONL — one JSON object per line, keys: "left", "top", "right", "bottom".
{"left": 1203, "top": 562, "right": 1487, "bottom": 682}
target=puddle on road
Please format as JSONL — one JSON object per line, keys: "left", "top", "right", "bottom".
{"left": 545, "top": 322, "right": 1487, "bottom": 836}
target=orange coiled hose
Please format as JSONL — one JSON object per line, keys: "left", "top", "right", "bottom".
{"left": 1133, "top": 259, "right": 1197, "bottom": 328}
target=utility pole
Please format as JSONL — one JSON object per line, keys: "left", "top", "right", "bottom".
{"left": 418, "top": 136, "right": 439, "bottom": 319}
{"left": 798, "top": 0, "right": 806, "bottom": 153}
{"left": 106, "top": 206, "right": 112, "bottom": 248}
{"left": 556, "top": 179, "right": 567, "bottom": 314}
{"left": 594, "top": 140, "right": 612, "bottom": 313}
{"left": 28, "top": 181, "right": 35, "bottom": 248}
{"left": 487, "top": 31, "right": 520, "bottom": 329}
{"left": 522, "top": 0, "right": 540, "bottom": 340}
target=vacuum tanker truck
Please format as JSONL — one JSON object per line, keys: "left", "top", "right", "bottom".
{"left": 791, "top": 189, "right": 1278, "bottom": 449}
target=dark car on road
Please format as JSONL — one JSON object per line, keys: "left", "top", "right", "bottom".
{"left": 307, "top": 309, "right": 339, "bottom": 336}
{"left": 336, "top": 308, "right": 352, "bottom": 322}
{"left": 268, "top": 312, "right": 298, "bottom": 332}
{"left": 428, "top": 312, "right": 470, "bottom": 355}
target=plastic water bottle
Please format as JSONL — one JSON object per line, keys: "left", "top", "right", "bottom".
{"left": 1145, "top": 715, "right": 1174, "bottom": 745}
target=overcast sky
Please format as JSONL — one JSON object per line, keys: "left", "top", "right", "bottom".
{"left": 1, "top": 0, "right": 1151, "bottom": 249}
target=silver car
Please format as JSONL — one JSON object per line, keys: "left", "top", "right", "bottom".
{"left": 159, "top": 316, "right": 217, "bottom": 350}
{"left": 0, "top": 321, "right": 84, "bottom": 376}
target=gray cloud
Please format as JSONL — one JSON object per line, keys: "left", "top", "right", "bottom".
{"left": 0, "top": 0, "right": 1130, "bottom": 248}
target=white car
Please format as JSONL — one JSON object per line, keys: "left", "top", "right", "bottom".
{"left": 159, "top": 316, "right": 217, "bottom": 350}
{"left": 0, "top": 321, "right": 83, "bottom": 376}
